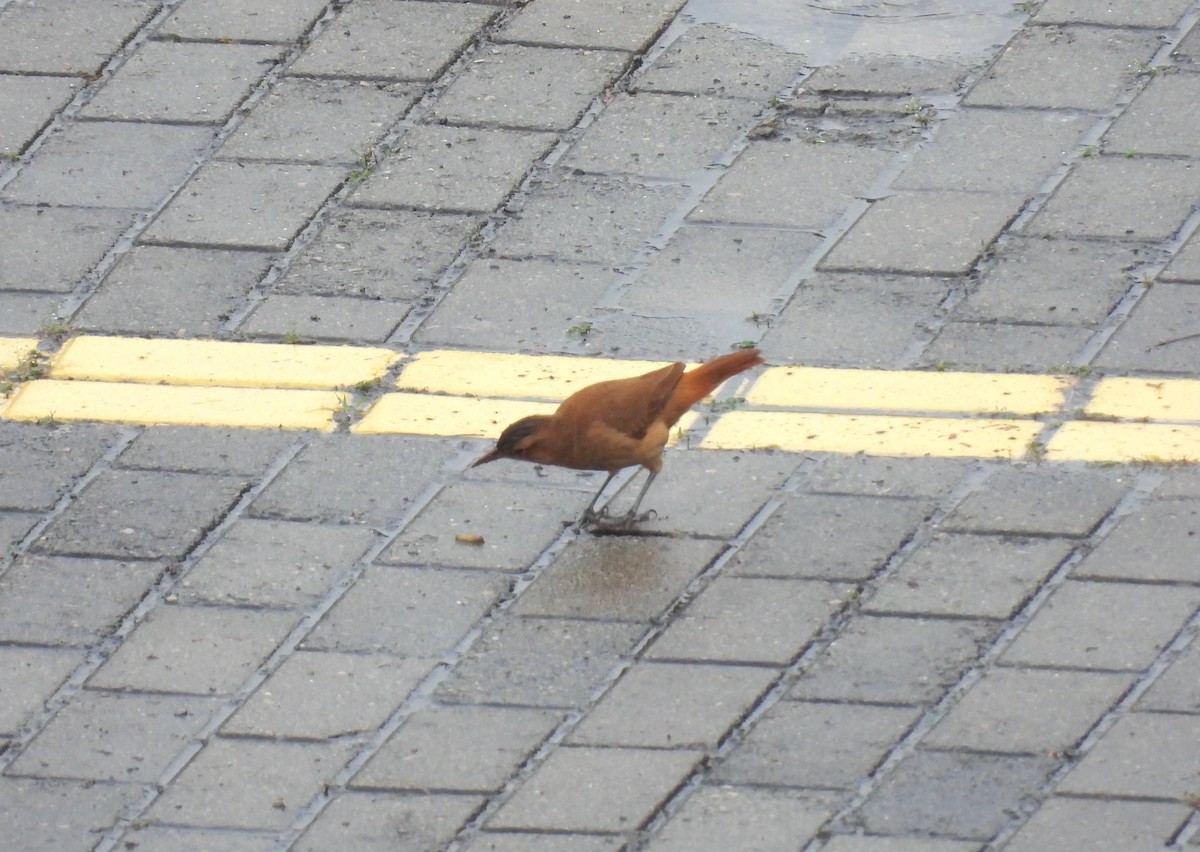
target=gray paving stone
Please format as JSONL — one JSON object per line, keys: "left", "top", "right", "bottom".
{"left": 145, "top": 737, "right": 355, "bottom": 830}
{"left": 1074, "top": 499, "right": 1200, "bottom": 583}
{"left": 291, "top": 0, "right": 498, "bottom": 81}
{"left": 89, "top": 605, "right": 299, "bottom": 694}
{"left": 489, "top": 745, "right": 702, "bottom": 832}
{"left": 807, "top": 456, "right": 971, "bottom": 499}
{"left": 1001, "top": 580, "right": 1200, "bottom": 671}
{"left": 223, "top": 650, "right": 432, "bottom": 738}
{"left": 635, "top": 23, "right": 800, "bottom": 100}
{"left": 220, "top": 78, "right": 419, "bottom": 163}
{"left": 0, "top": 205, "right": 133, "bottom": 294}
{"left": 302, "top": 565, "right": 506, "bottom": 655}
{"left": 791, "top": 614, "right": 995, "bottom": 704}
{"left": 117, "top": 826, "right": 277, "bottom": 852}
{"left": 243, "top": 293, "right": 405, "bottom": 343}
{"left": 1178, "top": 23, "right": 1200, "bottom": 64}
{"left": 965, "top": 26, "right": 1160, "bottom": 110}
{"left": 634, "top": 449, "right": 797, "bottom": 537}
{"left": 0, "top": 421, "right": 121, "bottom": 511}
{"left": 353, "top": 703, "right": 562, "bottom": 792}
{"left": 431, "top": 44, "right": 629, "bottom": 130}
{"left": 160, "top": 0, "right": 330, "bottom": 43}
{"left": 81, "top": 41, "right": 281, "bottom": 124}
{"left": 0, "top": 776, "right": 140, "bottom": 851}
{"left": 498, "top": 0, "right": 687, "bottom": 52}
{"left": 692, "top": 141, "right": 892, "bottom": 229}
{"left": 1096, "top": 282, "right": 1200, "bottom": 373}
{"left": 116, "top": 426, "right": 294, "bottom": 476}
{"left": 2, "top": 121, "right": 213, "bottom": 209}
{"left": 761, "top": 272, "right": 952, "bottom": 367}
{"left": 278, "top": 208, "right": 477, "bottom": 300}
{"left": 1003, "top": 796, "right": 1191, "bottom": 852}
{"left": 382, "top": 481, "right": 578, "bottom": 573}
{"left": 1105, "top": 73, "right": 1200, "bottom": 158}
{"left": 856, "top": 750, "right": 1056, "bottom": 839}
{"left": 1139, "top": 638, "right": 1200, "bottom": 712}
{"left": 867, "top": 534, "right": 1074, "bottom": 619}
{"left": 646, "top": 576, "right": 846, "bottom": 664}
{"left": 820, "top": 837, "right": 980, "bottom": 852}
{"left": 644, "top": 785, "right": 831, "bottom": 852}
{"left": 0, "top": 555, "right": 163, "bottom": 646}
{"left": 350, "top": 124, "right": 555, "bottom": 213}
{"left": 622, "top": 225, "right": 820, "bottom": 319}
{"left": 580, "top": 308, "right": 761, "bottom": 362}
{"left": 490, "top": 173, "right": 689, "bottom": 264}
{"left": 510, "top": 535, "right": 720, "bottom": 622}
{"left": 9, "top": 689, "right": 219, "bottom": 782}
{"left": 0, "top": 645, "right": 83, "bottom": 735}
{"left": 0, "top": 74, "right": 79, "bottom": 154}
{"left": 894, "top": 108, "right": 1090, "bottom": 194}
{"left": 0, "top": 291, "right": 60, "bottom": 335}
{"left": 727, "top": 493, "right": 930, "bottom": 582}
{"left": 943, "top": 466, "right": 1127, "bottom": 537}
{"left": 1059, "top": 711, "right": 1200, "bottom": 798}
{"left": 1163, "top": 228, "right": 1200, "bottom": 283}
{"left": 436, "top": 616, "right": 646, "bottom": 707}
{"left": 296, "top": 791, "right": 483, "bottom": 851}
{"left": 415, "top": 258, "right": 610, "bottom": 351}
{"left": 35, "top": 468, "right": 247, "bottom": 560}
{"left": 925, "top": 666, "right": 1133, "bottom": 753}
{"left": 561, "top": 92, "right": 760, "bottom": 180}
{"left": 1029, "top": 156, "right": 1200, "bottom": 241}
{"left": 919, "top": 320, "right": 1092, "bottom": 371}
{"left": 142, "top": 161, "right": 345, "bottom": 250}
{"left": 0, "top": 0, "right": 158, "bottom": 75}
{"left": 569, "top": 661, "right": 776, "bottom": 748}
{"left": 249, "top": 434, "right": 450, "bottom": 526}
{"left": 822, "top": 190, "right": 1024, "bottom": 276}
{"left": 1, "top": 511, "right": 39, "bottom": 554}
{"left": 178, "top": 518, "right": 374, "bottom": 608}
{"left": 962, "top": 236, "right": 1144, "bottom": 325}
{"left": 1160, "top": 468, "right": 1200, "bottom": 499}
{"left": 1033, "top": 0, "right": 1192, "bottom": 26}
{"left": 462, "top": 834, "right": 623, "bottom": 852}
{"left": 802, "top": 53, "right": 970, "bottom": 93}
{"left": 716, "top": 701, "right": 921, "bottom": 789}
{"left": 76, "top": 245, "right": 272, "bottom": 336}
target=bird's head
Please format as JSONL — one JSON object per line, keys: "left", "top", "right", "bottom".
{"left": 471, "top": 414, "right": 554, "bottom": 467}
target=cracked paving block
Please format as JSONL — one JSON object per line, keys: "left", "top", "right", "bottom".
{"left": 0, "top": 73, "right": 78, "bottom": 153}
{"left": 568, "top": 661, "right": 777, "bottom": 748}
{"left": 9, "top": 690, "right": 219, "bottom": 782}
{"left": 498, "top": 0, "right": 688, "bottom": 52}
{"left": 89, "top": 605, "right": 299, "bottom": 694}
{"left": 1001, "top": 580, "right": 1200, "bottom": 671}
{"left": 489, "top": 745, "right": 702, "bottom": 832}
{"left": 856, "top": 749, "right": 1056, "bottom": 839}
{"left": 0, "top": 0, "right": 158, "bottom": 75}
{"left": 943, "top": 466, "right": 1127, "bottom": 537}
{"left": 634, "top": 23, "right": 801, "bottom": 100}
{"left": 160, "top": 0, "right": 329, "bottom": 41}
{"left": 1096, "top": 282, "right": 1200, "bottom": 373}
{"left": 1059, "top": 712, "right": 1200, "bottom": 799}
{"left": 249, "top": 434, "right": 450, "bottom": 526}
{"left": 1005, "top": 796, "right": 1191, "bottom": 852}
{"left": 145, "top": 737, "right": 355, "bottom": 830}
{"left": 0, "top": 646, "right": 84, "bottom": 735}
{"left": 645, "top": 786, "right": 831, "bottom": 852}
{"left": 75, "top": 245, "right": 273, "bottom": 336}
{"left": 0, "top": 776, "right": 141, "bottom": 850}
{"left": 436, "top": 616, "right": 646, "bottom": 708}
{"left": 116, "top": 426, "right": 294, "bottom": 476}
{"left": 34, "top": 468, "right": 248, "bottom": 560}
{"left": 0, "top": 421, "right": 122, "bottom": 511}
{"left": 727, "top": 493, "right": 930, "bottom": 581}
{"left": 352, "top": 703, "right": 562, "bottom": 792}
{"left": 2, "top": 121, "right": 213, "bottom": 209}
{"left": 1074, "top": 499, "right": 1200, "bottom": 583}
{"left": 0, "top": 205, "right": 134, "bottom": 294}
{"left": 178, "top": 518, "right": 375, "bottom": 608}
{"left": 0, "top": 555, "right": 164, "bottom": 646}
{"left": 510, "top": 535, "right": 720, "bottom": 622}
{"left": 792, "top": 614, "right": 995, "bottom": 704}
{"left": 645, "top": 576, "right": 846, "bottom": 664}
{"left": 716, "top": 701, "right": 920, "bottom": 789}
{"left": 295, "top": 792, "right": 484, "bottom": 851}
{"left": 866, "top": 533, "right": 1074, "bottom": 619}
{"left": 925, "top": 666, "right": 1133, "bottom": 753}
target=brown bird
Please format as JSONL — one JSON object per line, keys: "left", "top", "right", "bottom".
{"left": 472, "top": 349, "right": 764, "bottom": 527}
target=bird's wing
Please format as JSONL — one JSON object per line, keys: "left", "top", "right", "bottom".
{"left": 558, "top": 362, "right": 685, "bottom": 440}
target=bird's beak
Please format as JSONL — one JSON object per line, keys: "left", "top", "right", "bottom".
{"left": 471, "top": 448, "right": 503, "bottom": 468}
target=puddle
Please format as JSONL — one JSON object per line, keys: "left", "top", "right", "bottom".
{"left": 682, "top": 0, "right": 1025, "bottom": 66}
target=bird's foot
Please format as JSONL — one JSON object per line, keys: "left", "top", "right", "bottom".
{"left": 581, "top": 507, "right": 657, "bottom": 531}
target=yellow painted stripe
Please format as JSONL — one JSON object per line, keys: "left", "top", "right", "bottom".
{"left": 702, "top": 410, "right": 1042, "bottom": 459}
{"left": 49, "top": 336, "right": 398, "bottom": 389}
{"left": 749, "top": 366, "right": 1069, "bottom": 416}
{"left": 1087, "top": 377, "right": 1200, "bottom": 422}
{"left": 3, "top": 379, "right": 341, "bottom": 430}
{"left": 355, "top": 392, "right": 558, "bottom": 437}
{"left": 1047, "top": 421, "right": 1200, "bottom": 463}
{"left": 0, "top": 338, "right": 39, "bottom": 373}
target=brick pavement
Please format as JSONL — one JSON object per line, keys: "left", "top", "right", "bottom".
{"left": 2, "top": 0, "right": 1200, "bottom": 850}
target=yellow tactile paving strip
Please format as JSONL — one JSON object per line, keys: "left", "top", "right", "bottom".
{"left": 1, "top": 336, "right": 1198, "bottom": 463}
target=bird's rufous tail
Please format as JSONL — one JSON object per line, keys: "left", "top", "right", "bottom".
{"left": 663, "top": 348, "right": 764, "bottom": 426}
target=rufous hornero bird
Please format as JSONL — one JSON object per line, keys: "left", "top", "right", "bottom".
{"left": 472, "top": 349, "right": 764, "bottom": 528}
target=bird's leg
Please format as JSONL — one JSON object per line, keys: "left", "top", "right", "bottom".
{"left": 574, "top": 470, "right": 619, "bottom": 529}
{"left": 586, "top": 470, "right": 659, "bottom": 529}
